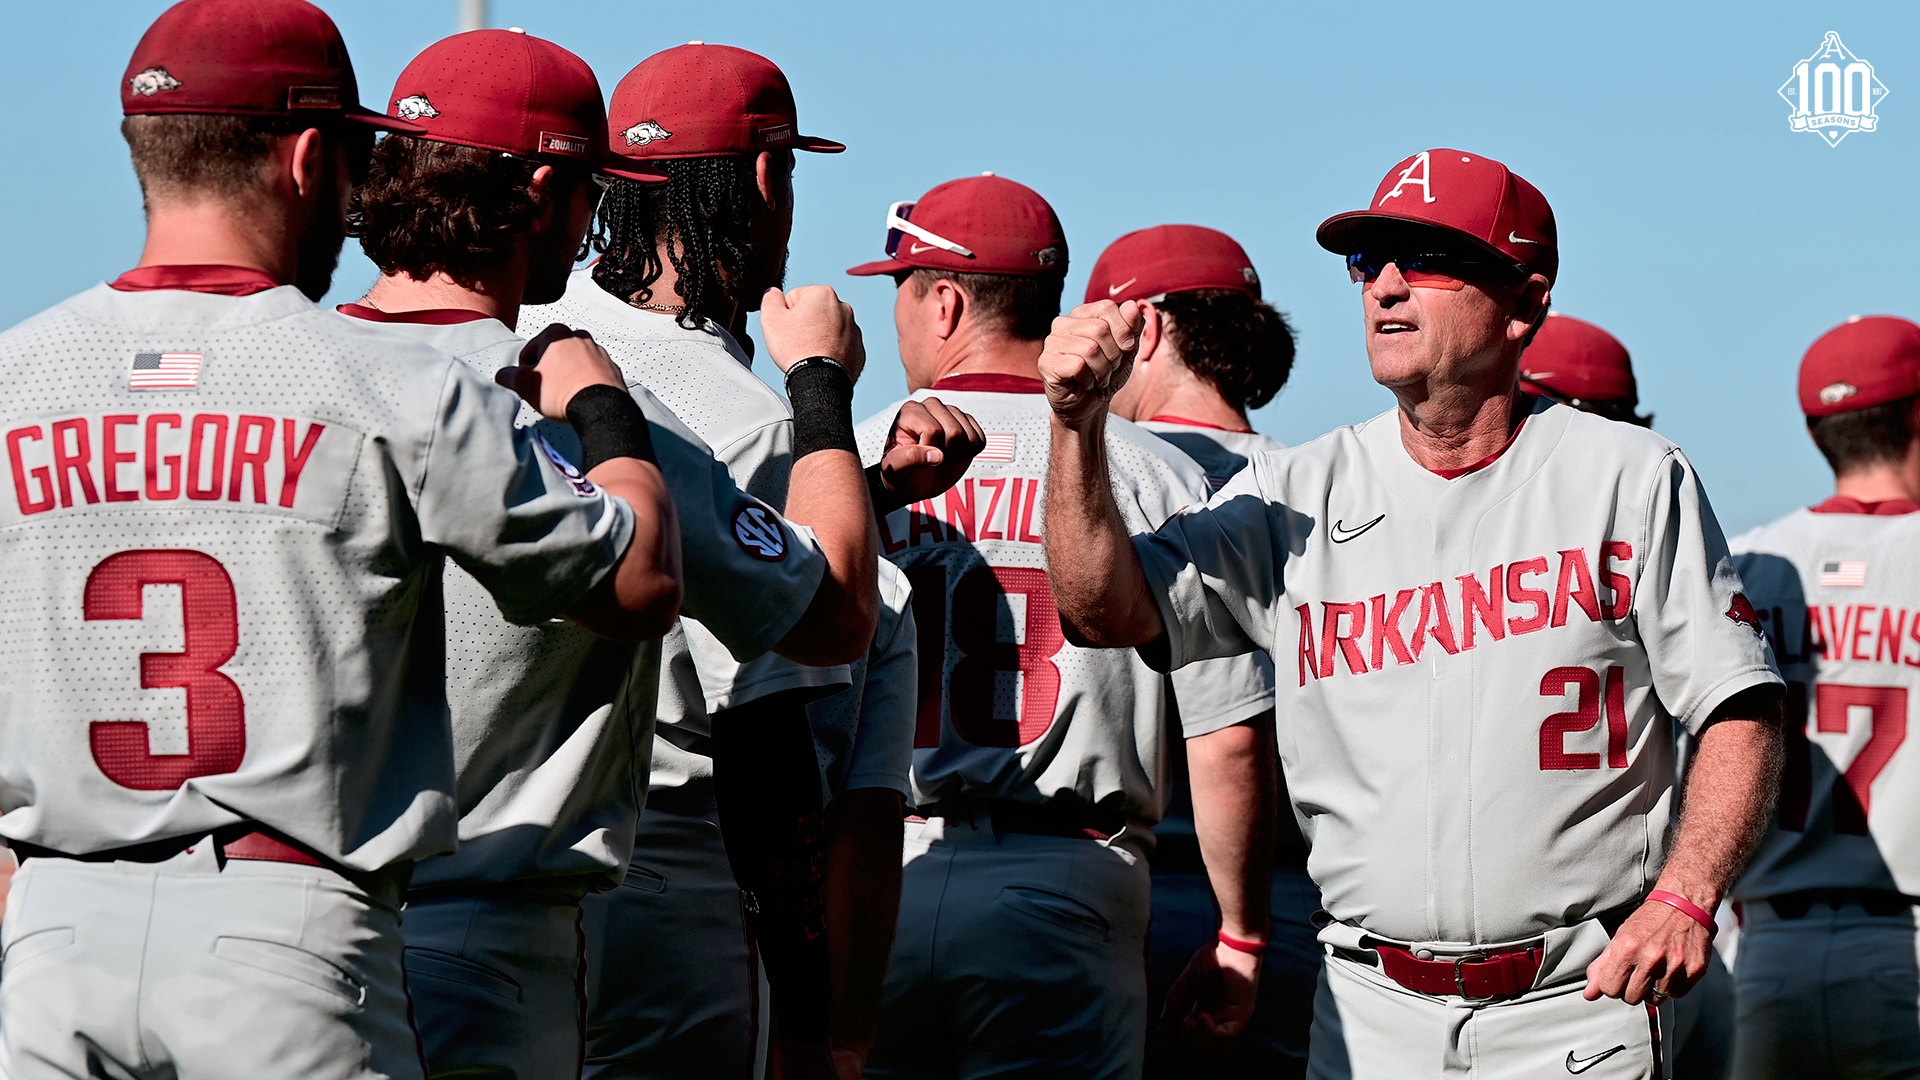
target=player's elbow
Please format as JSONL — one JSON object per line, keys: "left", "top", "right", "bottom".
{"left": 567, "top": 565, "right": 682, "bottom": 641}
{"left": 773, "top": 575, "right": 878, "bottom": 666}
{"left": 626, "top": 571, "right": 684, "bottom": 639}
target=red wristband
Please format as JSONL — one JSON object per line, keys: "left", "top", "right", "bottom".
{"left": 1217, "top": 931, "right": 1268, "bottom": 955}
{"left": 1646, "top": 890, "right": 1717, "bottom": 939}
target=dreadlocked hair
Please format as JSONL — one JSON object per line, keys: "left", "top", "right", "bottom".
{"left": 591, "top": 154, "right": 785, "bottom": 330}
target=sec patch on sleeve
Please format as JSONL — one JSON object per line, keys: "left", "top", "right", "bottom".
{"left": 533, "top": 432, "right": 597, "bottom": 497}
{"left": 732, "top": 504, "right": 786, "bottom": 561}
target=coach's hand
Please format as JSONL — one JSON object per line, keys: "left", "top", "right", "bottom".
{"left": 1039, "top": 299, "right": 1141, "bottom": 431}
{"left": 763, "top": 286, "right": 866, "bottom": 382}
{"left": 1584, "top": 898, "right": 1712, "bottom": 1005}
{"left": 1158, "top": 938, "right": 1262, "bottom": 1058}
{"left": 497, "top": 323, "right": 628, "bottom": 421}
{"left": 876, "top": 397, "right": 986, "bottom": 504}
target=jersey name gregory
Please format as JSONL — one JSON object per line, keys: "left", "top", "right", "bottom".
{"left": 3, "top": 410, "right": 353, "bottom": 525}
{"left": 1295, "top": 543, "right": 1633, "bottom": 686}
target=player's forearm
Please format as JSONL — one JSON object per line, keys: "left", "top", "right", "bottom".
{"left": 565, "top": 458, "right": 682, "bottom": 640}
{"left": 1654, "top": 686, "right": 1785, "bottom": 909}
{"left": 824, "top": 787, "right": 905, "bottom": 1065}
{"left": 1044, "top": 414, "right": 1166, "bottom": 648}
{"left": 1187, "top": 715, "right": 1277, "bottom": 943}
{"left": 776, "top": 448, "right": 880, "bottom": 666}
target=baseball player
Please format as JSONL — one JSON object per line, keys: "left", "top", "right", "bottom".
{"left": 1728, "top": 315, "right": 1920, "bottom": 1080}
{"left": 520, "top": 44, "right": 979, "bottom": 1078}
{"left": 1085, "top": 224, "right": 1315, "bottom": 1078}
{"left": 844, "top": 174, "right": 1278, "bottom": 1078}
{"left": 336, "top": 30, "right": 892, "bottom": 1080}
{"left": 1039, "top": 148, "right": 1787, "bottom": 1079}
{"left": 0, "top": 4, "right": 682, "bottom": 1079}
{"left": 1523, "top": 312, "right": 1735, "bottom": 1080}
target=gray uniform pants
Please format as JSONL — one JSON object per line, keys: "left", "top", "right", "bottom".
{"left": 1731, "top": 900, "right": 1920, "bottom": 1079}
{"left": 866, "top": 813, "right": 1153, "bottom": 1080}
{"left": 0, "top": 846, "right": 419, "bottom": 1080}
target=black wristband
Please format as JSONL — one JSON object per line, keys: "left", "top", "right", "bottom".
{"left": 784, "top": 357, "right": 857, "bottom": 460}
{"left": 564, "top": 384, "right": 656, "bottom": 470}
{"left": 866, "top": 462, "right": 915, "bottom": 515}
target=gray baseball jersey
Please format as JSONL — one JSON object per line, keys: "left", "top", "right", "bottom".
{"left": 805, "top": 558, "right": 917, "bottom": 804}
{"left": 1730, "top": 502, "right": 1920, "bottom": 898}
{"left": 0, "top": 283, "right": 634, "bottom": 871}
{"left": 523, "top": 268, "right": 849, "bottom": 794}
{"left": 1132, "top": 399, "right": 1781, "bottom": 943}
{"left": 1136, "top": 419, "right": 1284, "bottom": 494}
{"left": 855, "top": 379, "right": 1272, "bottom": 824}
{"left": 331, "top": 310, "right": 829, "bottom": 889}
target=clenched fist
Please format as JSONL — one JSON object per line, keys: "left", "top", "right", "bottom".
{"left": 762, "top": 285, "right": 866, "bottom": 382}
{"left": 1039, "top": 299, "right": 1142, "bottom": 431}
{"left": 496, "top": 322, "right": 629, "bottom": 421}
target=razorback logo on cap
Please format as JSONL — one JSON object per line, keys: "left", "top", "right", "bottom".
{"left": 128, "top": 67, "right": 182, "bottom": 96}
{"left": 622, "top": 120, "right": 671, "bottom": 146}
{"left": 394, "top": 94, "right": 440, "bottom": 121}
{"left": 1725, "top": 593, "right": 1764, "bottom": 636}
{"left": 1819, "top": 381, "right": 1860, "bottom": 405}
{"left": 1379, "top": 150, "right": 1436, "bottom": 205}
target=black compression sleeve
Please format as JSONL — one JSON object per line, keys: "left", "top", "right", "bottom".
{"left": 710, "top": 691, "right": 832, "bottom": 1042}
{"left": 564, "top": 384, "right": 656, "bottom": 470}
{"left": 865, "top": 462, "right": 909, "bottom": 515}
{"left": 785, "top": 358, "right": 857, "bottom": 460}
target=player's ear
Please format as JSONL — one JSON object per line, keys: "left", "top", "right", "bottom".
{"left": 1509, "top": 276, "right": 1551, "bottom": 344}
{"left": 934, "top": 278, "right": 964, "bottom": 341}
{"left": 286, "top": 127, "right": 327, "bottom": 201}
{"left": 1135, "top": 301, "right": 1163, "bottom": 364}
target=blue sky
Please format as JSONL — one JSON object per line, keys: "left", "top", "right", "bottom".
{"left": 3, "top": 1, "right": 1915, "bottom": 534}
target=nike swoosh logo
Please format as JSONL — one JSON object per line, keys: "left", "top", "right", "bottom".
{"left": 1565, "top": 1045, "right": 1628, "bottom": 1074}
{"left": 1329, "top": 514, "right": 1385, "bottom": 544}
{"left": 1108, "top": 277, "right": 1137, "bottom": 297}
{"left": 910, "top": 243, "right": 933, "bottom": 254}
{"left": 1508, "top": 231, "right": 1538, "bottom": 244}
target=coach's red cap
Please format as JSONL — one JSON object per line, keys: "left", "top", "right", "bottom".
{"left": 606, "top": 42, "right": 843, "bottom": 162}
{"left": 1317, "top": 149, "right": 1557, "bottom": 286}
{"left": 1799, "top": 316, "right": 1920, "bottom": 417}
{"left": 847, "top": 174, "right": 1067, "bottom": 278}
{"left": 1085, "top": 225, "right": 1260, "bottom": 306}
{"left": 386, "top": 30, "right": 663, "bottom": 185}
{"left": 122, "top": 0, "right": 422, "bottom": 135}
{"left": 1519, "top": 313, "right": 1636, "bottom": 403}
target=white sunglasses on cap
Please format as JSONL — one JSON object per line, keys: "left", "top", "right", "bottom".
{"left": 885, "top": 201, "right": 975, "bottom": 259}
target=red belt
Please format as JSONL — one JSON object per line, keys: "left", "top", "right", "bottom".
{"left": 16, "top": 826, "right": 327, "bottom": 869}
{"left": 221, "top": 830, "right": 327, "bottom": 868}
{"left": 1375, "top": 945, "right": 1543, "bottom": 998}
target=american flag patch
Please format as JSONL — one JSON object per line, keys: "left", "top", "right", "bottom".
{"left": 978, "top": 433, "right": 1016, "bottom": 461}
{"left": 129, "top": 351, "right": 202, "bottom": 390}
{"left": 1820, "top": 560, "right": 1868, "bottom": 588}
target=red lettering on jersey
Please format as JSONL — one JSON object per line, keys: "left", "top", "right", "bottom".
{"left": 7, "top": 426, "right": 53, "bottom": 515}
{"left": 942, "top": 480, "right": 976, "bottom": 542}
{"left": 1852, "top": 606, "right": 1877, "bottom": 661}
{"left": 1457, "top": 566, "right": 1505, "bottom": 650}
{"left": 878, "top": 511, "right": 906, "bottom": 555}
{"left": 977, "top": 478, "right": 1007, "bottom": 540}
{"left": 278, "top": 419, "right": 325, "bottom": 509}
{"left": 908, "top": 499, "right": 944, "bottom": 547}
{"left": 186, "top": 414, "right": 229, "bottom": 501}
{"left": 51, "top": 418, "right": 99, "bottom": 507}
{"left": 146, "top": 414, "right": 183, "bottom": 500}
{"left": 1318, "top": 601, "right": 1368, "bottom": 678}
{"left": 1815, "top": 682, "right": 1908, "bottom": 825}
{"left": 227, "top": 415, "right": 275, "bottom": 504}
{"left": 101, "top": 415, "right": 139, "bottom": 502}
{"left": 1539, "top": 666, "right": 1602, "bottom": 769}
{"left": 1906, "top": 614, "right": 1920, "bottom": 668}
{"left": 1605, "top": 664, "right": 1628, "bottom": 768}
{"left": 1602, "top": 542, "right": 1633, "bottom": 619}
{"left": 1296, "top": 603, "right": 1318, "bottom": 687}
{"left": 1003, "top": 479, "right": 1023, "bottom": 539}
{"left": 1505, "top": 557, "right": 1551, "bottom": 634}
{"left": 1369, "top": 590, "right": 1417, "bottom": 669}
{"left": 1411, "top": 582, "right": 1458, "bottom": 659}
{"left": 1818, "top": 605, "right": 1851, "bottom": 660}
{"left": 1017, "top": 478, "right": 1043, "bottom": 544}
{"left": 1551, "top": 549, "right": 1601, "bottom": 626}
{"left": 1885, "top": 608, "right": 1913, "bottom": 665}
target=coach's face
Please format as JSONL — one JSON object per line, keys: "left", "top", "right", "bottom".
{"left": 1360, "top": 249, "right": 1549, "bottom": 398}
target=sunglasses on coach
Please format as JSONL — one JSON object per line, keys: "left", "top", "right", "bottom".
{"left": 885, "top": 201, "right": 975, "bottom": 259}
{"left": 1346, "top": 251, "right": 1521, "bottom": 286}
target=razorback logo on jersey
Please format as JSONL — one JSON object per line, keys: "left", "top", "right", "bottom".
{"left": 880, "top": 476, "right": 1043, "bottom": 554}
{"left": 732, "top": 504, "right": 786, "bottom": 561}
{"left": 3, "top": 411, "right": 360, "bottom": 527}
{"left": 1295, "top": 543, "right": 1633, "bottom": 686}
{"left": 1726, "top": 593, "right": 1763, "bottom": 636}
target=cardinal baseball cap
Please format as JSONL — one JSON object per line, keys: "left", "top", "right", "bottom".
{"left": 1520, "top": 313, "right": 1636, "bottom": 404}
{"left": 605, "top": 42, "right": 843, "bottom": 161}
{"left": 1085, "top": 225, "right": 1260, "bottom": 306}
{"left": 385, "top": 30, "right": 663, "bottom": 184}
{"left": 1799, "top": 315, "right": 1920, "bottom": 417}
{"left": 123, "top": 0, "right": 422, "bottom": 135}
{"left": 1317, "top": 149, "right": 1557, "bottom": 286}
{"left": 847, "top": 174, "right": 1067, "bottom": 278}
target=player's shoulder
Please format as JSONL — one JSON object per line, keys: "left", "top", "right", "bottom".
{"left": 1105, "top": 414, "right": 1210, "bottom": 499}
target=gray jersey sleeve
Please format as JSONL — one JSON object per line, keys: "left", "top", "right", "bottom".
{"left": 415, "top": 362, "right": 635, "bottom": 626}
{"left": 1133, "top": 462, "right": 1285, "bottom": 671}
{"left": 1170, "top": 650, "right": 1276, "bottom": 737}
{"left": 1633, "top": 448, "right": 1782, "bottom": 732}
{"left": 830, "top": 561, "right": 917, "bottom": 798}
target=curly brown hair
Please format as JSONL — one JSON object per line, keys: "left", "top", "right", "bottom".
{"left": 1156, "top": 289, "right": 1297, "bottom": 413}
{"left": 348, "top": 134, "right": 582, "bottom": 280}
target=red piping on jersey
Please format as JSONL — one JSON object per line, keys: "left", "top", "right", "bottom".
{"left": 1427, "top": 418, "right": 1528, "bottom": 480}
{"left": 335, "top": 303, "right": 492, "bottom": 325}
{"left": 931, "top": 373, "right": 1045, "bottom": 394}
{"left": 1810, "top": 495, "right": 1920, "bottom": 516}
{"left": 1145, "top": 414, "right": 1254, "bottom": 433}
{"left": 109, "top": 265, "right": 282, "bottom": 296}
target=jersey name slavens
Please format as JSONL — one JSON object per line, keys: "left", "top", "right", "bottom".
{"left": 1757, "top": 600, "right": 1920, "bottom": 669}
{"left": 1296, "top": 542, "right": 1632, "bottom": 686}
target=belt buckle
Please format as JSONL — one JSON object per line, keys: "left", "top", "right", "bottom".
{"left": 1453, "top": 952, "right": 1492, "bottom": 999}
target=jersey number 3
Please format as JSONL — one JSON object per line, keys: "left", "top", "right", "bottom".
{"left": 84, "top": 549, "right": 245, "bottom": 789}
